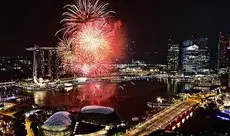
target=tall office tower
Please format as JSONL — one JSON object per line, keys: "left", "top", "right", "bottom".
{"left": 50, "top": 50, "right": 59, "bottom": 79}
{"left": 218, "top": 32, "right": 230, "bottom": 69}
{"left": 167, "top": 38, "right": 180, "bottom": 71}
{"left": 40, "top": 50, "right": 45, "bottom": 76}
{"left": 182, "top": 38, "right": 210, "bottom": 74}
{"left": 227, "top": 47, "right": 230, "bottom": 88}
{"left": 36, "top": 50, "right": 42, "bottom": 77}
{"left": 47, "top": 50, "right": 52, "bottom": 76}
{"left": 182, "top": 40, "right": 199, "bottom": 74}
{"left": 195, "top": 38, "right": 210, "bottom": 70}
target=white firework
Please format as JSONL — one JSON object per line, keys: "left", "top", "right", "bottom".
{"left": 57, "top": 0, "right": 114, "bottom": 36}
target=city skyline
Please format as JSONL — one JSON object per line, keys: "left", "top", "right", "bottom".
{"left": 1, "top": 1, "right": 230, "bottom": 135}
{"left": 1, "top": 0, "right": 230, "bottom": 65}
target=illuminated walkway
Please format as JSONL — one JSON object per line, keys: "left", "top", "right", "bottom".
{"left": 124, "top": 100, "right": 197, "bottom": 136}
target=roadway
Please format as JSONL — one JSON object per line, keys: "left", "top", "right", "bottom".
{"left": 124, "top": 100, "right": 197, "bottom": 136}
{"left": 0, "top": 81, "right": 18, "bottom": 88}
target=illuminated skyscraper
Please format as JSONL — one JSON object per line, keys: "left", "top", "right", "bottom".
{"left": 167, "top": 38, "right": 179, "bottom": 71}
{"left": 182, "top": 38, "right": 210, "bottom": 74}
{"left": 227, "top": 47, "right": 230, "bottom": 88}
{"left": 40, "top": 50, "right": 45, "bottom": 76}
{"left": 196, "top": 38, "right": 210, "bottom": 70}
{"left": 218, "top": 32, "right": 230, "bottom": 69}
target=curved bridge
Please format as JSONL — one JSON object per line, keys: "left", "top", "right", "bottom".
{"left": 124, "top": 100, "right": 198, "bottom": 136}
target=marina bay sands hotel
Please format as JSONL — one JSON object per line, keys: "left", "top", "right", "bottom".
{"left": 26, "top": 45, "right": 60, "bottom": 79}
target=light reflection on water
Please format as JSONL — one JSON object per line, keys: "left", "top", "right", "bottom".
{"left": 30, "top": 80, "right": 193, "bottom": 120}
{"left": 22, "top": 79, "right": 230, "bottom": 133}
{"left": 32, "top": 83, "right": 118, "bottom": 110}
{"left": 166, "top": 78, "right": 194, "bottom": 93}
{"left": 33, "top": 91, "right": 47, "bottom": 106}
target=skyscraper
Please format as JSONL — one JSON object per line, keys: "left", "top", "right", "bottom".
{"left": 182, "top": 40, "right": 199, "bottom": 74}
{"left": 196, "top": 38, "right": 210, "bottom": 70}
{"left": 167, "top": 38, "right": 179, "bottom": 71}
{"left": 182, "top": 38, "right": 210, "bottom": 74}
{"left": 218, "top": 32, "right": 230, "bottom": 69}
{"left": 227, "top": 47, "right": 230, "bottom": 88}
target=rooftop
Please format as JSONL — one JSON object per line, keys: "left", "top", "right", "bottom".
{"left": 42, "top": 111, "right": 72, "bottom": 131}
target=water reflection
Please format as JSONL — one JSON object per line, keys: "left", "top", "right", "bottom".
{"left": 34, "top": 91, "right": 47, "bottom": 106}
{"left": 165, "top": 78, "right": 193, "bottom": 93}
{"left": 32, "top": 82, "right": 117, "bottom": 110}
{"left": 32, "top": 79, "right": 193, "bottom": 109}
{"left": 30, "top": 79, "right": 192, "bottom": 120}
{"left": 167, "top": 79, "right": 178, "bottom": 93}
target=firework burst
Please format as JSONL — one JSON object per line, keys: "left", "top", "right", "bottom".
{"left": 58, "top": 0, "right": 114, "bottom": 36}
{"left": 57, "top": 37, "right": 74, "bottom": 71}
{"left": 57, "top": 0, "right": 126, "bottom": 77}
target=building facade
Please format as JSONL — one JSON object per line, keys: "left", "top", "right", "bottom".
{"left": 218, "top": 32, "right": 230, "bottom": 69}
{"left": 182, "top": 38, "right": 210, "bottom": 74}
{"left": 227, "top": 47, "right": 230, "bottom": 88}
{"left": 167, "top": 38, "right": 180, "bottom": 71}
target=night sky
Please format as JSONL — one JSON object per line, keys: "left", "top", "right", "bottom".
{"left": 1, "top": 0, "right": 230, "bottom": 66}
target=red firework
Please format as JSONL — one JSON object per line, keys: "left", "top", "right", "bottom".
{"left": 58, "top": 20, "right": 125, "bottom": 77}
{"left": 57, "top": 0, "right": 126, "bottom": 77}
{"left": 68, "top": 21, "right": 117, "bottom": 76}
{"left": 56, "top": 0, "right": 127, "bottom": 104}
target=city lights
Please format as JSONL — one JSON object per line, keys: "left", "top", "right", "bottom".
{"left": 1, "top": 1, "right": 230, "bottom": 136}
